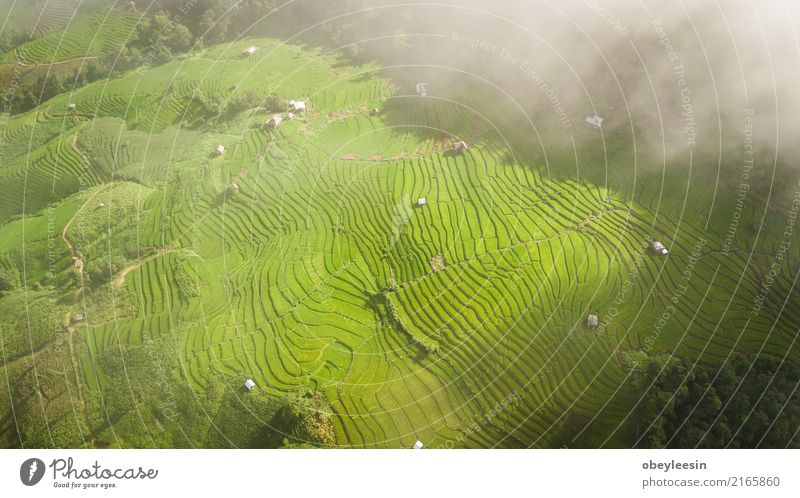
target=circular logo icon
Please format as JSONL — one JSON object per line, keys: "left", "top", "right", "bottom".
{"left": 20, "top": 458, "right": 45, "bottom": 486}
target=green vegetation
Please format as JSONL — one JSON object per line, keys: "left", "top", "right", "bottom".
{"left": 3, "top": 7, "right": 138, "bottom": 64}
{"left": 0, "top": 2, "right": 798, "bottom": 449}
{"left": 631, "top": 356, "right": 800, "bottom": 448}
{"left": 0, "top": 266, "right": 17, "bottom": 291}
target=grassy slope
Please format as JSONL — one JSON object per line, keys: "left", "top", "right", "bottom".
{"left": 0, "top": 4, "right": 139, "bottom": 105}
{"left": 1, "top": 5, "right": 138, "bottom": 64}
{"left": 0, "top": 25, "right": 797, "bottom": 448}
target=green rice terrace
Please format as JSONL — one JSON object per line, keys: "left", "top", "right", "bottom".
{"left": 0, "top": 2, "right": 798, "bottom": 449}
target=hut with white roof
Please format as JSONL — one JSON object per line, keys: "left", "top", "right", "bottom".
{"left": 651, "top": 241, "right": 669, "bottom": 255}
{"left": 452, "top": 141, "right": 470, "bottom": 155}
{"left": 289, "top": 100, "right": 306, "bottom": 112}
{"left": 585, "top": 115, "right": 604, "bottom": 128}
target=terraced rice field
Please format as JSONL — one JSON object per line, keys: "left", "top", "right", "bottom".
{"left": 0, "top": 26, "right": 798, "bottom": 448}
{"left": 0, "top": 0, "right": 85, "bottom": 40}
{"left": 2, "top": 6, "right": 138, "bottom": 64}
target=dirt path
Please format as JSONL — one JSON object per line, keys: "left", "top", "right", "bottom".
{"left": 63, "top": 127, "right": 206, "bottom": 288}
{"left": 113, "top": 250, "right": 170, "bottom": 288}
{"left": 57, "top": 130, "right": 107, "bottom": 444}
{"left": 63, "top": 312, "right": 89, "bottom": 439}
{"left": 61, "top": 130, "right": 107, "bottom": 275}
{"left": 112, "top": 248, "right": 203, "bottom": 288}
{"left": 14, "top": 51, "right": 99, "bottom": 67}
{"left": 62, "top": 186, "right": 107, "bottom": 275}
{"left": 72, "top": 131, "right": 103, "bottom": 184}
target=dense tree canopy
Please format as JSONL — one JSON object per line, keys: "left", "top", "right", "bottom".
{"left": 634, "top": 356, "right": 800, "bottom": 448}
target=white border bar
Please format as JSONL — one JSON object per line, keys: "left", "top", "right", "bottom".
{"left": 1, "top": 449, "right": 797, "bottom": 497}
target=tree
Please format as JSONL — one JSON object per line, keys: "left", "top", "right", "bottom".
{"left": 110, "top": 46, "right": 144, "bottom": 73}
{"left": 633, "top": 356, "right": 800, "bottom": 448}
{"left": 0, "top": 268, "right": 17, "bottom": 291}
{"left": 166, "top": 23, "right": 193, "bottom": 53}
{"left": 87, "top": 255, "right": 127, "bottom": 285}
{"left": 139, "top": 10, "right": 194, "bottom": 61}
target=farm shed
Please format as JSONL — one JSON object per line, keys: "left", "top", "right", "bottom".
{"left": 67, "top": 103, "right": 76, "bottom": 110}
{"left": 587, "top": 314, "right": 599, "bottom": 329}
{"left": 244, "top": 379, "right": 256, "bottom": 391}
{"left": 585, "top": 115, "right": 604, "bottom": 128}
{"left": 412, "top": 440, "right": 424, "bottom": 449}
{"left": 651, "top": 241, "right": 669, "bottom": 255}
{"left": 243, "top": 45, "right": 257, "bottom": 56}
{"left": 215, "top": 145, "right": 225, "bottom": 155}
{"left": 267, "top": 114, "right": 282, "bottom": 127}
{"left": 453, "top": 141, "right": 470, "bottom": 154}
{"left": 71, "top": 314, "right": 84, "bottom": 323}
{"left": 290, "top": 100, "right": 307, "bottom": 112}
{"left": 416, "top": 197, "right": 427, "bottom": 207}
{"left": 416, "top": 83, "right": 428, "bottom": 96}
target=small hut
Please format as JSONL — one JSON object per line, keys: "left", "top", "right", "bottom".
{"left": 587, "top": 314, "right": 599, "bottom": 329}
{"left": 412, "top": 440, "right": 424, "bottom": 449}
{"left": 97, "top": 202, "right": 105, "bottom": 208}
{"left": 67, "top": 103, "right": 76, "bottom": 110}
{"left": 243, "top": 46, "right": 257, "bottom": 56}
{"left": 651, "top": 241, "right": 669, "bottom": 255}
{"left": 244, "top": 379, "right": 256, "bottom": 391}
{"left": 267, "top": 114, "right": 282, "bottom": 128}
{"left": 290, "top": 100, "right": 306, "bottom": 112}
{"left": 416, "top": 197, "right": 427, "bottom": 207}
{"left": 287, "top": 112, "right": 295, "bottom": 120}
{"left": 452, "top": 141, "right": 470, "bottom": 155}
{"left": 415, "top": 83, "right": 428, "bottom": 96}
{"left": 71, "top": 314, "right": 84, "bottom": 324}
{"left": 585, "top": 115, "right": 604, "bottom": 128}
{"left": 215, "top": 145, "right": 225, "bottom": 155}
{"left": 371, "top": 108, "right": 380, "bottom": 116}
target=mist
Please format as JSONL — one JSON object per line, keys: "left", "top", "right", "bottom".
{"left": 253, "top": 0, "right": 800, "bottom": 204}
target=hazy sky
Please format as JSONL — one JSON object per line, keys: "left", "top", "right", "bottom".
{"left": 285, "top": 0, "right": 800, "bottom": 165}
